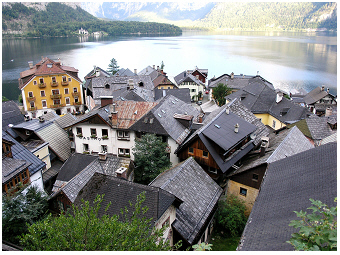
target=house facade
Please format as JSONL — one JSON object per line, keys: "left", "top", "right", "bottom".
{"left": 19, "top": 57, "right": 84, "bottom": 118}
{"left": 303, "top": 86, "right": 337, "bottom": 116}
{"left": 174, "top": 71, "right": 205, "bottom": 100}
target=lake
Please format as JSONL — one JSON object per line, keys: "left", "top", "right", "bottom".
{"left": 2, "top": 30, "right": 337, "bottom": 101}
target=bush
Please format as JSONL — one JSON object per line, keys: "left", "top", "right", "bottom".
{"left": 215, "top": 194, "right": 247, "bottom": 237}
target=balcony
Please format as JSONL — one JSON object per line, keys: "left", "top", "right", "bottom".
{"left": 50, "top": 104, "right": 65, "bottom": 108}
{"left": 50, "top": 94, "right": 62, "bottom": 99}
{"left": 27, "top": 96, "right": 36, "bottom": 102}
{"left": 61, "top": 81, "right": 69, "bottom": 86}
{"left": 28, "top": 106, "right": 37, "bottom": 111}
{"left": 38, "top": 83, "right": 46, "bottom": 88}
{"left": 50, "top": 82, "right": 59, "bottom": 87}
{"left": 72, "top": 92, "right": 80, "bottom": 97}
{"left": 73, "top": 101, "right": 82, "bottom": 105}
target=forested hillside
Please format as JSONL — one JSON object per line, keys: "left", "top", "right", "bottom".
{"left": 194, "top": 2, "right": 337, "bottom": 31}
{"left": 2, "top": 2, "right": 182, "bottom": 37}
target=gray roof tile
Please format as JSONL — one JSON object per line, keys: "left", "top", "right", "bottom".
{"left": 2, "top": 157, "right": 31, "bottom": 184}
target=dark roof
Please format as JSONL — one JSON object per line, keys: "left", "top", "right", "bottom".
{"left": 2, "top": 157, "right": 31, "bottom": 184}
{"left": 150, "top": 157, "right": 223, "bottom": 245}
{"left": 208, "top": 74, "right": 274, "bottom": 90}
{"left": 74, "top": 172, "right": 178, "bottom": 224}
{"left": 84, "top": 66, "right": 111, "bottom": 79}
{"left": 114, "top": 68, "right": 136, "bottom": 77}
{"left": 238, "top": 142, "right": 337, "bottom": 251}
{"left": 226, "top": 81, "right": 308, "bottom": 124}
{"left": 111, "top": 88, "right": 146, "bottom": 102}
{"left": 174, "top": 71, "right": 205, "bottom": 86}
{"left": 2, "top": 131, "right": 45, "bottom": 176}
{"left": 56, "top": 153, "right": 97, "bottom": 182}
{"left": 303, "top": 86, "right": 334, "bottom": 105}
{"left": 154, "top": 88, "right": 191, "bottom": 104}
{"left": 54, "top": 113, "right": 77, "bottom": 129}
{"left": 2, "top": 101, "right": 25, "bottom": 137}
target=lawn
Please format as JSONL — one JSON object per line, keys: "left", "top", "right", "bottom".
{"left": 209, "top": 232, "right": 240, "bottom": 251}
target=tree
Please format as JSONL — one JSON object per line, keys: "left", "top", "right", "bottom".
{"left": 107, "top": 57, "right": 119, "bottom": 75}
{"left": 287, "top": 198, "right": 337, "bottom": 251}
{"left": 20, "top": 192, "right": 172, "bottom": 251}
{"left": 215, "top": 194, "right": 248, "bottom": 237}
{"left": 2, "top": 185, "right": 48, "bottom": 245}
{"left": 212, "top": 83, "right": 232, "bottom": 106}
{"left": 133, "top": 133, "right": 171, "bottom": 185}
{"left": 160, "top": 61, "right": 165, "bottom": 70}
{"left": 2, "top": 96, "right": 9, "bottom": 101}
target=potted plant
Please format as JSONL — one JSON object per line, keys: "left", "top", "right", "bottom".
{"left": 91, "top": 134, "right": 97, "bottom": 138}
{"left": 102, "top": 135, "right": 108, "bottom": 140}
{"left": 76, "top": 133, "right": 83, "bottom": 137}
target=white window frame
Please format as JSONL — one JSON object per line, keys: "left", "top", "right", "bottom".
{"left": 40, "top": 90, "right": 46, "bottom": 97}
{"left": 42, "top": 100, "right": 47, "bottom": 108}
{"left": 73, "top": 87, "right": 78, "bottom": 93}
{"left": 28, "top": 91, "right": 33, "bottom": 97}
{"left": 83, "top": 143, "right": 89, "bottom": 152}
{"left": 65, "top": 97, "right": 70, "bottom": 105}
{"left": 64, "top": 88, "right": 69, "bottom": 94}
{"left": 33, "top": 80, "right": 37, "bottom": 85}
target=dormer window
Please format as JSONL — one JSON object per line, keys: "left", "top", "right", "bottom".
{"left": 105, "top": 84, "right": 110, "bottom": 89}
{"left": 138, "top": 81, "right": 144, "bottom": 87}
{"left": 47, "top": 64, "right": 52, "bottom": 68}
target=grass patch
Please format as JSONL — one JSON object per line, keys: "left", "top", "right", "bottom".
{"left": 209, "top": 231, "right": 240, "bottom": 251}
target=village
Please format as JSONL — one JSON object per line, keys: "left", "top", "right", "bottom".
{"left": 2, "top": 57, "right": 337, "bottom": 251}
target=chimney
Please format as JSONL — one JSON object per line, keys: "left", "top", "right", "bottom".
{"left": 153, "top": 65, "right": 155, "bottom": 69}
{"left": 39, "top": 116, "right": 44, "bottom": 123}
{"left": 28, "top": 61, "right": 34, "bottom": 69}
{"left": 225, "top": 106, "right": 230, "bottom": 115}
{"left": 134, "top": 69, "right": 137, "bottom": 74}
{"left": 234, "top": 123, "right": 239, "bottom": 133}
{"left": 231, "top": 72, "right": 234, "bottom": 79}
{"left": 260, "top": 137, "right": 269, "bottom": 157}
{"left": 24, "top": 115, "right": 30, "bottom": 122}
{"left": 128, "top": 79, "right": 134, "bottom": 90}
{"left": 321, "top": 85, "right": 325, "bottom": 91}
{"left": 115, "top": 167, "right": 127, "bottom": 179}
{"left": 98, "top": 152, "right": 107, "bottom": 161}
{"left": 257, "top": 71, "right": 260, "bottom": 76}
{"left": 197, "top": 113, "right": 204, "bottom": 123}
{"left": 111, "top": 104, "right": 118, "bottom": 127}
{"left": 325, "top": 107, "right": 333, "bottom": 117}
{"left": 157, "top": 66, "right": 159, "bottom": 70}
{"left": 276, "top": 91, "right": 283, "bottom": 103}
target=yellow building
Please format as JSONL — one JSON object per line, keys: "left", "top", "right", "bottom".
{"left": 254, "top": 113, "right": 286, "bottom": 130}
{"left": 19, "top": 57, "right": 84, "bottom": 118}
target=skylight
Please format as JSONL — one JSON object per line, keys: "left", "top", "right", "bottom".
{"left": 214, "top": 124, "right": 221, "bottom": 129}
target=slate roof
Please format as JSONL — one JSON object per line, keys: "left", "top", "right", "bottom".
{"left": 114, "top": 68, "right": 136, "bottom": 77}
{"left": 74, "top": 172, "right": 178, "bottom": 224}
{"left": 84, "top": 66, "right": 111, "bottom": 79}
{"left": 111, "top": 88, "right": 146, "bottom": 102}
{"left": 226, "top": 80, "right": 308, "bottom": 124}
{"left": 153, "top": 73, "right": 177, "bottom": 89}
{"left": 51, "top": 154, "right": 129, "bottom": 203}
{"left": 320, "top": 132, "right": 337, "bottom": 145}
{"left": 149, "top": 157, "right": 223, "bottom": 245}
{"left": 228, "top": 126, "right": 314, "bottom": 176}
{"left": 303, "top": 86, "right": 334, "bottom": 105}
{"left": 174, "top": 71, "right": 205, "bottom": 86}
{"left": 238, "top": 142, "right": 337, "bottom": 251}
{"left": 2, "top": 101, "right": 25, "bottom": 138}
{"left": 91, "top": 76, "right": 154, "bottom": 103}
{"left": 2, "top": 131, "right": 46, "bottom": 176}
{"left": 200, "top": 100, "right": 220, "bottom": 114}
{"left": 154, "top": 88, "right": 191, "bottom": 104}
{"left": 2, "top": 157, "right": 31, "bottom": 184}
{"left": 138, "top": 65, "right": 159, "bottom": 80}
{"left": 130, "top": 95, "right": 200, "bottom": 144}
{"left": 54, "top": 113, "right": 77, "bottom": 129}
{"left": 19, "top": 57, "right": 82, "bottom": 89}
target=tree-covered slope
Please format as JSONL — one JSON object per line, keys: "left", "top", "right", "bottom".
{"left": 2, "top": 2, "right": 182, "bottom": 37}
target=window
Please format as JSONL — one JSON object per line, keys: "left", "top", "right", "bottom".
{"left": 40, "top": 90, "right": 45, "bottom": 97}
{"left": 73, "top": 87, "right": 78, "bottom": 93}
{"left": 102, "top": 129, "right": 108, "bottom": 137}
{"left": 272, "top": 120, "right": 276, "bottom": 129}
{"left": 252, "top": 173, "right": 259, "bottom": 181}
{"left": 52, "top": 89, "right": 59, "bottom": 95}
{"left": 39, "top": 78, "right": 44, "bottom": 84}
{"left": 76, "top": 127, "right": 82, "bottom": 135}
{"left": 105, "top": 84, "right": 110, "bottom": 89}
{"left": 74, "top": 97, "right": 79, "bottom": 103}
{"left": 202, "top": 151, "right": 209, "bottom": 158}
{"left": 101, "top": 145, "right": 107, "bottom": 153}
{"left": 33, "top": 80, "right": 37, "bottom": 85}
{"left": 28, "top": 91, "right": 33, "bottom": 97}
{"left": 30, "top": 101, "right": 35, "bottom": 108}
{"left": 138, "top": 82, "right": 144, "bottom": 87}
{"left": 53, "top": 99, "right": 61, "bottom": 105}
{"left": 90, "top": 128, "right": 97, "bottom": 136}
{"left": 208, "top": 167, "right": 218, "bottom": 174}
{"left": 118, "top": 148, "right": 130, "bottom": 156}
{"left": 83, "top": 143, "right": 89, "bottom": 152}
{"left": 67, "top": 108, "right": 71, "bottom": 113}
{"left": 68, "top": 77, "right": 71, "bottom": 82}
{"left": 162, "top": 217, "right": 170, "bottom": 228}
{"left": 65, "top": 97, "right": 70, "bottom": 105}
{"left": 65, "top": 88, "right": 69, "bottom": 94}
{"left": 47, "top": 64, "right": 53, "bottom": 68}
{"left": 52, "top": 77, "right": 57, "bottom": 83}
{"left": 62, "top": 76, "right": 67, "bottom": 82}
{"left": 117, "top": 131, "right": 129, "bottom": 139}
{"left": 240, "top": 187, "right": 247, "bottom": 196}
{"left": 42, "top": 100, "right": 47, "bottom": 108}
{"left": 191, "top": 89, "right": 196, "bottom": 92}
{"left": 188, "top": 147, "right": 194, "bottom": 154}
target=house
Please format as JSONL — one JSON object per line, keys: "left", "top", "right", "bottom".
{"left": 199, "top": 100, "right": 220, "bottom": 115}
{"left": 153, "top": 73, "right": 178, "bottom": 90}
{"left": 50, "top": 153, "right": 133, "bottom": 213}
{"left": 2, "top": 131, "right": 45, "bottom": 191}
{"left": 238, "top": 142, "right": 337, "bottom": 251}
{"left": 149, "top": 157, "right": 223, "bottom": 249}
{"left": 138, "top": 65, "right": 161, "bottom": 81}
{"left": 303, "top": 85, "right": 337, "bottom": 116}
{"left": 64, "top": 101, "right": 157, "bottom": 160}
{"left": 186, "top": 67, "right": 208, "bottom": 84}
{"left": 130, "top": 95, "right": 200, "bottom": 165}
{"left": 91, "top": 76, "right": 155, "bottom": 105}
{"left": 73, "top": 172, "right": 182, "bottom": 246}
{"left": 2, "top": 100, "right": 25, "bottom": 139}
{"left": 226, "top": 126, "right": 314, "bottom": 214}
{"left": 2, "top": 138, "right": 31, "bottom": 194}
{"left": 154, "top": 88, "right": 191, "bottom": 104}
{"left": 208, "top": 73, "right": 274, "bottom": 100}
{"left": 18, "top": 57, "right": 84, "bottom": 118}
{"left": 174, "top": 71, "right": 205, "bottom": 101}
{"left": 176, "top": 99, "right": 269, "bottom": 184}
{"left": 287, "top": 113, "right": 337, "bottom": 146}
{"left": 226, "top": 79, "right": 309, "bottom": 130}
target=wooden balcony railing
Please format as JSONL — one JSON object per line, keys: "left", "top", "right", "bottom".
{"left": 72, "top": 92, "right": 80, "bottom": 97}
{"left": 50, "top": 94, "right": 62, "bottom": 99}
{"left": 27, "top": 96, "right": 36, "bottom": 102}
{"left": 73, "top": 101, "right": 82, "bottom": 105}
{"left": 50, "top": 104, "right": 65, "bottom": 108}
{"left": 61, "top": 81, "right": 69, "bottom": 86}
{"left": 38, "top": 83, "right": 46, "bottom": 88}
{"left": 28, "top": 107, "right": 37, "bottom": 111}
{"left": 50, "top": 82, "right": 59, "bottom": 87}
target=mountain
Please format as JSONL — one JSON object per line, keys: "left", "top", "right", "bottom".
{"left": 80, "top": 2, "right": 337, "bottom": 31}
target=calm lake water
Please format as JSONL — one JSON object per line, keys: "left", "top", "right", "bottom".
{"left": 2, "top": 30, "right": 337, "bottom": 101}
